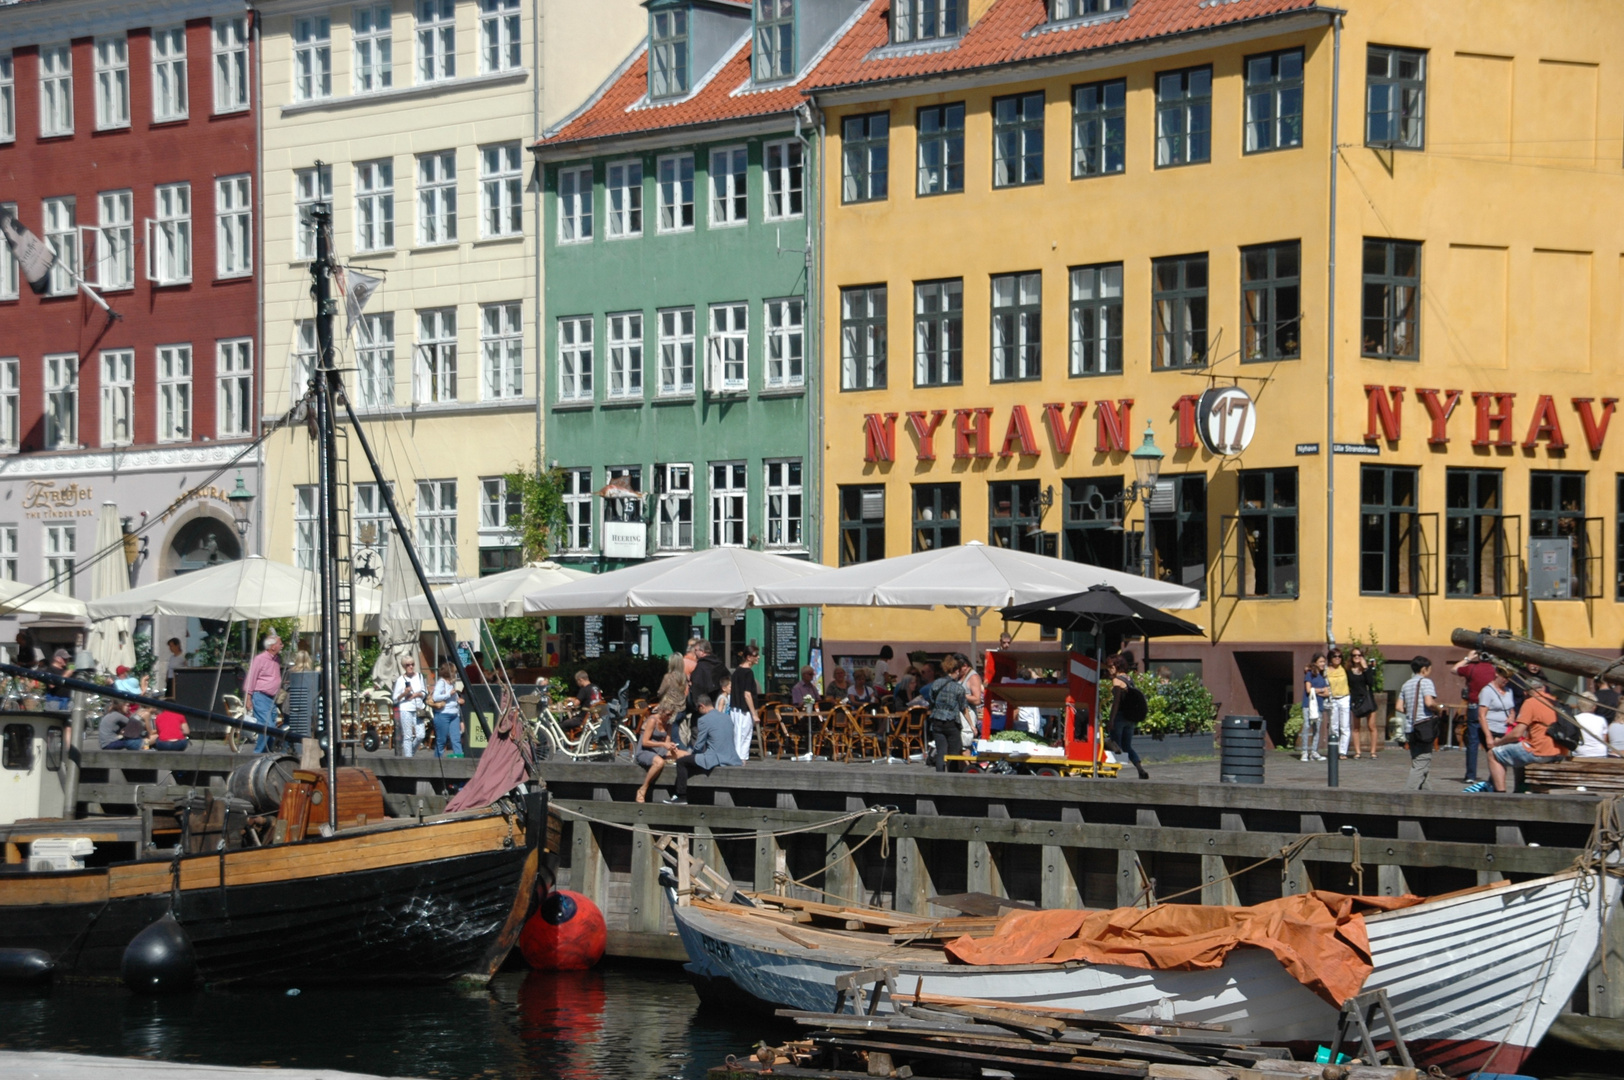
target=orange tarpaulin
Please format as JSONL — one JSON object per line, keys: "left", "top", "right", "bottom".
{"left": 943, "top": 891, "right": 1426, "bottom": 1006}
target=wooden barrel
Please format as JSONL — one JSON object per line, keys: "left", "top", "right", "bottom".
{"left": 226, "top": 755, "right": 299, "bottom": 813}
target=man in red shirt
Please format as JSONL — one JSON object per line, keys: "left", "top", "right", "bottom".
{"left": 1453, "top": 650, "right": 1499, "bottom": 783}
{"left": 1485, "top": 681, "right": 1567, "bottom": 793}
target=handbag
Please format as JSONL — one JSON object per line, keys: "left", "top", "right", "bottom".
{"left": 1406, "top": 681, "right": 1439, "bottom": 745}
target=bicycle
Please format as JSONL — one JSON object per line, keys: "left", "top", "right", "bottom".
{"left": 530, "top": 681, "right": 636, "bottom": 763}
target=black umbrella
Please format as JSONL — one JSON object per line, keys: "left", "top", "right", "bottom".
{"left": 1000, "top": 584, "right": 1204, "bottom": 638}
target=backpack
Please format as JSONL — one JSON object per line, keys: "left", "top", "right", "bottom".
{"left": 1547, "top": 714, "right": 1582, "bottom": 752}
{"left": 1116, "top": 680, "right": 1148, "bottom": 726}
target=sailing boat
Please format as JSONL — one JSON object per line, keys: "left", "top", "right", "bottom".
{"left": 0, "top": 205, "right": 551, "bottom": 987}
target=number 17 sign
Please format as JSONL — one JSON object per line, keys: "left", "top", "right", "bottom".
{"left": 1196, "top": 387, "right": 1257, "bottom": 456}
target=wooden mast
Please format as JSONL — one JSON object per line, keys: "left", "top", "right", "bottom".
{"left": 1450, "top": 627, "right": 1624, "bottom": 682}
{"left": 310, "top": 204, "right": 342, "bottom": 830}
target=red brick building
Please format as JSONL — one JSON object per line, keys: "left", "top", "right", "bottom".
{"left": 0, "top": 0, "right": 260, "bottom": 657}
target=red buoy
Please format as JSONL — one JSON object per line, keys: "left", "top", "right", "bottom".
{"left": 519, "top": 888, "right": 607, "bottom": 970}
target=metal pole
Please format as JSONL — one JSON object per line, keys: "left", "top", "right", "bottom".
{"left": 339, "top": 396, "right": 490, "bottom": 742}
{"left": 1324, "top": 15, "right": 1343, "bottom": 645}
{"left": 311, "top": 205, "right": 342, "bottom": 830}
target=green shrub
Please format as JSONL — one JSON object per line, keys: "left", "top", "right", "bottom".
{"left": 1099, "top": 671, "right": 1217, "bottom": 738}
{"left": 1281, "top": 703, "right": 1304, "bottom": 750}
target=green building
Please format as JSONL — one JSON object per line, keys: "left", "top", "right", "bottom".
{"left": 533, "top": 0, "right": 862, "bottom": 685}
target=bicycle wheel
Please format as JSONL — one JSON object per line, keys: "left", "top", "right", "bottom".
{"left": 532, "top": 724, "right": 557, "bottom": 762}
{"left": 614, "top": 724, "right": 638, "bottom": 761}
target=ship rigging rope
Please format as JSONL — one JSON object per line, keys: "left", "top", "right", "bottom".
{"left": 550, "top": 800, "right": 896, "bottom": 848}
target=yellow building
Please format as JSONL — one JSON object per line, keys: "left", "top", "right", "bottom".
{"left": 806, "top": 0, "right": 1624, "bottom": 720}
{"left": 257, "top": 0, "right": 642, "bottom": 595}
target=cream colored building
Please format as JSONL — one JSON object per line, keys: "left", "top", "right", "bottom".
{"left": 257, "top": 0, "right": 642, "bottom": 583}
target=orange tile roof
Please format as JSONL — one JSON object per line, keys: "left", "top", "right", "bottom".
{"left": 806, "top": 0, "right": 1328, "bottom": 93}
{"left": 537, "top": 38, "right": 810, "bottom": 150}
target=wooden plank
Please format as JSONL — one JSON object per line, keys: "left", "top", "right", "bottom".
{"left": 817, "top": 1036, "right": 1149, "bottom": 1077}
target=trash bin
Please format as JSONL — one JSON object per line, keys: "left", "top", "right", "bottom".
{"left": 1219, "top": 714, "right": 1265, "bottom": 784}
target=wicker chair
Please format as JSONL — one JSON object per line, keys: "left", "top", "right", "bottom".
{"left": 888, "top": 706, "right": 930, "bottom": 761}
{"left": 759, "top": 703, "right": 803, "bottom": 759}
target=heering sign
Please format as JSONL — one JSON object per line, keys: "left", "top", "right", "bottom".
{"left": 602, "top": 522, "right": 646, "bottom": 559}
{"left": 1195, "top": 387, "right": 1256, "bottom": 456}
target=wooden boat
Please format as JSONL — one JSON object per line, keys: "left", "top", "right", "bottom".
{"left": 670, "top": 866, "right": 1620, "bottom": 1075}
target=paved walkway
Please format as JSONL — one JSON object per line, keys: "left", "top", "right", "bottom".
{"left": 1141, "top": 742, "right": 1480, "bottom": 793}
{"left": 0, "top": 1052, "right": 415, "bottom": 1080}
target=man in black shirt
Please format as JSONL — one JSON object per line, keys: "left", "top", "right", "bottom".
{"left": 686, "top": 640, "right": 728, "bottom": 720}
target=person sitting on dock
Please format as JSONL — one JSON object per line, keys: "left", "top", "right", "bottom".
{"left": 106, "top": 706, "right": 150, "bottom": 751}
{"left": 150, "top": 701, "right": 190, "bottom": 752}
{"left": 1481, "top": 677, "right": 1568, "bottom": 793}
{"left": 98, "top": 703, "right": 143, "bottom": 750}
{"left": 633, "top": 707, "right": 677, "bottom": 803}
{"left": 664, "top": 693, "right": 741, "bottom": 804}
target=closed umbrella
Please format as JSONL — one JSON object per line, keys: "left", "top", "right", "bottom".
{"left": 371, "top": 526, "right": 422, "bottom": 687}
{"left": 753, "top": 540, "right": 1200, "bottom": 654}
{"left": 522, "top": 547, "right": 828, "bottom": 661}
{"left": 87, "top": 555, "right": 382, "bottom": 621}
{"left": 0, "top": 579, "right": 87, "bottom": 619}
{"left": 390, "top": 560, "right": 590, "bottom": 621}
{"left": 86, "top": 502, "right": 136, "bottom": 673}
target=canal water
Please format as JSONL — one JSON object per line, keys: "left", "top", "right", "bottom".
{"left": 0, "top": 961, "right": 1612, "bottom": 1080}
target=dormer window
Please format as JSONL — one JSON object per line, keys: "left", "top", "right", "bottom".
{"left": 754, "top": 0, "right": 794, "bottom": 83}
{"left": 1050, "top": 0, "right": 1127, "bottom": 20}
{"left": 893, "top": 0, "right": 967, "bottom": 46}
{"left": 650, "top": 9, "right": 689, "bottom": 98}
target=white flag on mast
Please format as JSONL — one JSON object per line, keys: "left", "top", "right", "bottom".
{"left": 0, "top": 205, "right": 56, "bottom": 294}
{"left": 344, "top": 269, "right": 384, "bottom": 335}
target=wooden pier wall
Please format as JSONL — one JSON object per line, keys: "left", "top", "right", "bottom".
{"left": 71, "top": 749, "right": 1624, "bottom": 1023}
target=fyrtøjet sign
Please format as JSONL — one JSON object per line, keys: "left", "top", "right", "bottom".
{"left": 1195, "top": 387, "right": 1256, "bottom": 456}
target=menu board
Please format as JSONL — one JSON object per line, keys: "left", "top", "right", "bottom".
{"left": 766, "top": 609, "right": 800, "bottom": 688}
{"left": 584, "top": 615, "right": 603, "bottom": 659}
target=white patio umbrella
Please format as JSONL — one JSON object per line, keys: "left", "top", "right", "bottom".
{"left": 86, "top": 502, "right": 136, "bottom": 673}
{"left": 521, "top": 547, "right": 829, "bottom": 660}
{"left": 87, "top": 555, "right": 382, "bottom": 621}
{"left": 752, "top": 540, "right": 1201, "bottom": 654}
{"left": 390, "top": 560, "right": 590, "bottom": 621}
{"left": 0, "top": 579, "right": 88, "bottom": 620}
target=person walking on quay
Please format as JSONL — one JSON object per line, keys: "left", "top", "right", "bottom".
{"left": 431, "top": 661, "right": 463, "bottom": 758}
{"left": 245, "top": 634, "right": 285, "bottom": 753}
{"left": 928, "top": 654, "right": 969, "bottom": 772}
{"left": 1347, "top": 646, "right": 1379, "bottom": 758}
{"left": 1453, "top": 649, "right": 1499, "bottom": 783}
{"left": 1106, "top": 653, "right": 1151, "bottom": 780}
{"left": 1396, "top": 656, "right": 1442, "bottom": 790}
{"left": 1300, "top": 653, "right": 1329, "bottom": 762}
{"left": 664, "top": 694, "right": 741, "bottom": 804}
{"left": 1325, "top": 648, "right": 1353, "bottom": 759}
{"left": 392, "top": 656, "right": 428, "bottom": 757}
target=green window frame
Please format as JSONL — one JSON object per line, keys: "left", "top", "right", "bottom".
{"left": 1361, "top": 238, "right": 1420, "bottom": 359}
{"left": 892, "top": 0, "right": 966, "bottom": 45}
{"left": 914, "top": 278, "right": 963, "bottom": 387}
{"left": 1359, "top": 465, "right": 1420, "bottom": 596}
{"left": 754, "top": 0, "right": 794, "bottom": 83}
{"left": 1531, "top": 471, "right": 1587, "bottom": 598}
{"left": 1238, "top": 468, "right": 1298, "bottom": 598}
{"left": 1241, "top": 240, "right": 1301, "bottom": 362}
{"left": 1244, "top": 48, "right": 1304, "bottom": 153}
{"left": 1366, "top": 45, "right": 1425, "bottom": 149}
{"left": 912, "top": 483, "right": 960, "bottom": 552}
{"left": 839, "top": 485, "right": 885, "bottom": 565}
{"left": 917, "top": 102, "right": 965, "bottom": 195}
{"left": 1149, "top": 474, "right": 1207, "bottom": 598}
{"left": 1155, "top": 65, "right": 1211, "bottom": 167}
{"left": 1072, "top": 78, "right": 1125, "bottom": 177}
{"left": 1445, "top": 468, "right": 1503, "bottom": 598}
{"left": 1152, "top": 253, "right": 1207, "bottom": 370}
{"left": 842, "top": 112, "right": 889, "bottom": 203}
{"left": 1063, "top": 477, "right": 1125, "bottom": 571}
{"left": 989, "top": 480, "right": 1041, "bottom": 553}
{"left": 840, "top": 285, "right": 887, "bottom": 391}
{"left": 649, "top": 8, "right": 688, "bottom": 99}
{"left": 993, "top": 91, "right": 1044, "bottom": 187}
{"left": 1069, "top": 262, "right": 1122, "bottom": 376}
{"left": 991, "top": 271, "right": 1041, "bottom": 382}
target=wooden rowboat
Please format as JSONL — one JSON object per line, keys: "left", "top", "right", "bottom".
{"left": 671, "top": 867, "right": 1619, "bottom": 1075}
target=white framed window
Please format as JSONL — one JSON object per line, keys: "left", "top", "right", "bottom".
{"left": 44, "top": 525, "right": 76, "bottom": 597}
{"left": 764, "top": 140, "right": 802, "bottom": 220}
{"left": 157, "top": 344, "right": 192, "bottom": 442}
{"left": 415, "top": 308, "right": 457, "bottom": 402}
{"left": 480, "top": 142, "right": 522, "bottom": 238}
{"left": 291, "top": 320, "right": 317, "bottom": 404}
{"left": 764, "top": 459, "right": 802, "bottom": 549}
{"left": 39, "top": 44, "right": 72, "bottom": 137}
{"left": 100, "top": 349, "right": 134, "bottom": 446}
{"left": 0, "top": 54, "right": 13, "bottom": 142}
{"left": 293, "top": 485, "right": 317, "bottom": 569}
{"left": 216, "top": 175, "right": 251, "bottom": 278}
{"left": 43, "top": 197, "right": 78, "bottom": 296}
{"left": 563, "top": 468, "right": 592, "bottom": 552}
{"left": 656, "top": 153, "right": 693, "bottom": 233}
{"left": 415, "top": 479, "right": 457, "bottom": 578}
{"left": 557, "top": 315, "right": 593, "bottom": 402}
{"left": 480, "top": 0, "right": 521, "bottom": 73}
{"left": 991, "top": 270, "right": 1042, "bottom": 381}
{"left": 0, "top": 202, "right": 14, "bottom": 297}
{"left": 356, "top": 313, "right": 395, "bottom": 407}
{"left": 658, "top": 307, "right": 695, "bottom": 396}
{"left": 417, "top": 0, "right": 456, "bottom": 83}
{"left": 354, "top": 4, "right": 394, "bottom": 93}
{"left": 294, "top": 165, "right": 332, "bottom": 261}
{"left": 607, "top": 311, "right": 643, "bottom": 400}
{"left": 707, "top": 302, "right": 747, "bottom": 393}
{"left": 710, "top": 461, "right": 746, "bottom": 547}
{"left": 355, "top": 481, "right": 394, "bottom": 560}
{"left": 147, "top": 183, "right": 191, "bottom": 285}
{"left": 649, "top": 9, "right": 688, "bottom": 99}
{"left": 480, "top": 301, "right": 522, "bottom": 399}
{"left": 216, "top": 338, "right": 253, "bottom": 438}
{"left": 606, "top": 159, "right": 643, "bottom": 238}
{"left": 764, "top": 298, "right": 803, "bottom": 388}
{"left": 96, "top": 190, "right": 134, "bottom": 290}
{"left": 604, "top": 465, "right": 642, "bottom": 524}
{"left": 755, "top": 0, "right": 794, "bottom": 82}
{"left": 212, "top": 17, "right": 250, "bottom": 113}
{"left": 0, "top": 527, "right": 16, "bottom": 580}
{"left": 292, "top": 17, "right": 332, "bottom": 102}
{"left": 151, "top": 26, "right": 188, "bottom": 122}
{"left": 355, "top": 160, "right": 394, "bottom": 252}
{"left": 44, "top": 354, "right": 78, "bottom": 449}
{"left": 558, "top": 165, "right": 592, "bottom": 243}
{"left": 477, "top": 476, "right": 519, "bottom": 556}
{"left": 94, "top": 36, "right": 130, "bottom": 130}
{"left": 0, "top": 359, "right": 17, "bottom": 452}
{"left": 417, "top": 150, "right": 457, "bottom": 246}
{"left": 655, "top": 463, "right": 693, "bottom": 550}
{"left": 709, "top": 146, "right": 747, "bottom": 226}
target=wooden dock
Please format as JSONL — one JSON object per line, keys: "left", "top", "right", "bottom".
{"left": 61, "top": 747, "right": 1624, "bottom": 1032}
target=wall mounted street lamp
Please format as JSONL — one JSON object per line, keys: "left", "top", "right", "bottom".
{"left": 1122, "top": 423, "right": 1165, "bottom": 579}
{"left": 227, "top": 472, "right": 256, "bottom": 539}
